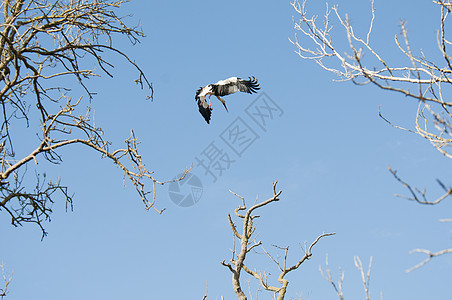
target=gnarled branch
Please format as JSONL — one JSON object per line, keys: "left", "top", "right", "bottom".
{"left": 222, "top": 181, "right": 334, "bottom": 300}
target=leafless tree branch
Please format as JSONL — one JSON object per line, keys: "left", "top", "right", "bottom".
{"left": 354, "top": 256, "right": 372, "bottom": 300}
{"left": 388, "top": 166, "right": 452, "bottom": 205}
{"left": 319, "top": 255, "right": 344, "bottom": 300}
{"left": 407, "top": 248, "right": 452, "bottom": 272}
{"left": 222, "top": 181, "right": 335, "bottom": 300}
{"left": 405, "top": 217, "right": 452, "bottom": 273}
{"left": 320, "top": 255, "right": 374, "bottom": 300}
{"left": 292, "top": 0, "right": 452, "bottom": 270}
{"left": 291, "top": 0, "right": 452, "bottom": 199}
{"left": 0, "top": 0, "right": 188, "bottom": 238}
{"left": 0, "top": 262, "right": 12, "bottom": 300}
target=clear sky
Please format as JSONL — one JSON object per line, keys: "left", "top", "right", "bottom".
{"left": 1, "top": 0, "right": 452, "bottom": 299}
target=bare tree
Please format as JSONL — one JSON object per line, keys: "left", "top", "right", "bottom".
{"left": 290, "top": 0, "right": 452, "bottom": 270}
{"left": 290, "top": 0, "right": 452, "bottom": 203}
{"left": 221, "top": 181, "right": 335, "bottom": 300}
{"left": 0, "top": 0, "right": 188, "bottom": 238}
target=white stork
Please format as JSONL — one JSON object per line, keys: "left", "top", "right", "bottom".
{"left": 195, "top": 76, "right": 260, "bottom": 124}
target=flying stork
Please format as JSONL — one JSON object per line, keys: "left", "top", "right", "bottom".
{"left": 195, "top": 76, "right": 260, "bottom": 124}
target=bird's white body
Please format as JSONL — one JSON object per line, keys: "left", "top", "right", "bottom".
{"left": 215, "top": 77, "right": 239, "bottom": 86}
{"left": 196, "top": 85, "right": 213, "bottom": 103}
{"left": 197, "top": 77, "right": 240, "bottom": 101}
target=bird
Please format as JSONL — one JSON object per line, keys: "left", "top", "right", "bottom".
{"left": 195, "top": 76, "right": 260, "bottom": 124}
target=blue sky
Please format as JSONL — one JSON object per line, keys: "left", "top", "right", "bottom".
{"left": 1, "top": 0, "right": 452, "bottom": 299}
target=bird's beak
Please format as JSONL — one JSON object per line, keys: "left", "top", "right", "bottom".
{"left": 216, "top": 96, "right": 228, "bottom": 112}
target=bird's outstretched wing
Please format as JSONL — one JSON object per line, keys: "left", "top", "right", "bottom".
{"left": 197, "top": 99, "right": 212, "bottom": 124}
{"left": 212, "top": 76, "right": 260, "bottom": 96}
{"left": 236, "top": 76, "right": 260, "bottom": 94}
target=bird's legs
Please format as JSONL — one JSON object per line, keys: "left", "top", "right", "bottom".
{"left": 200, "top": 95, "right": 212, "bottom": 108}
{"left": 201, "top": 94, "right": 226, "bottom": 111}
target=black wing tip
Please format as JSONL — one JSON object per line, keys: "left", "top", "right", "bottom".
{"left": 197, "top": 99, "right": 212, "bottom": 124}
{"left": 245, "top": 76, "right": 260, "bottom": 93}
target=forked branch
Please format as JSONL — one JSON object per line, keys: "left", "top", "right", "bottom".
{"left": 319, "top": 255, "right": 373, "bottom": 300}
{"left": 222, "top": 181, "right": 334, "bottom": 300}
